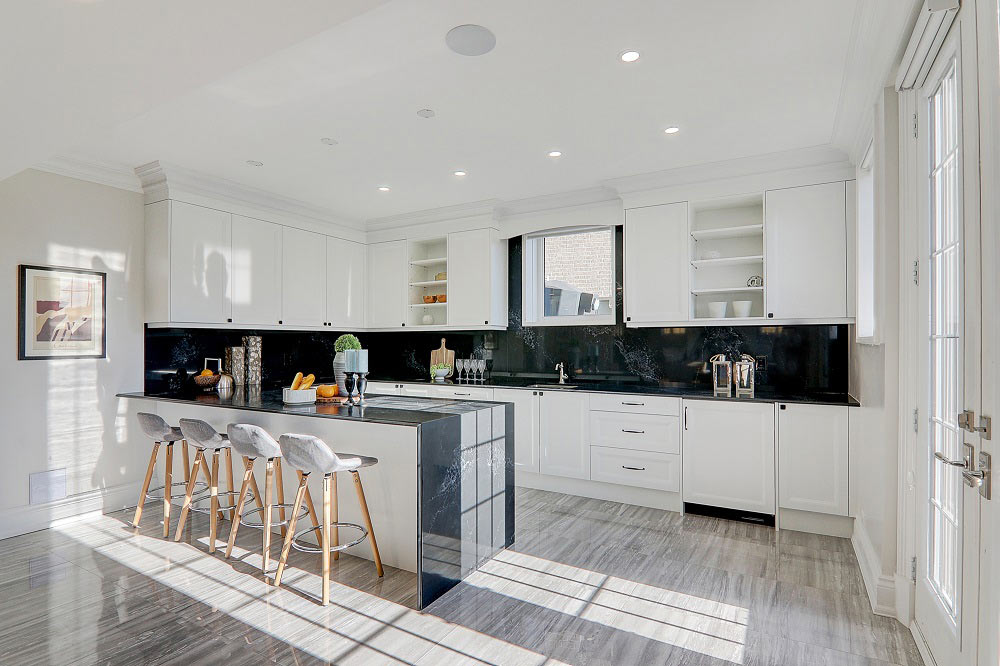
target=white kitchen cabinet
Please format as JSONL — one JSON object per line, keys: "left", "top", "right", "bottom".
{"left": 765, "top": 181, "right": 848, "bottom": 320}
{"left": 429, "top": 385, "right": 494, "bottom": 400}
{"left": 231, "top": 215, "right": 282, "bottom": 326}
{"left": 778, "top": 403, "right": 849, "bottom": 516}
{"left": 447, "top": 228, "right": 508, "bottom": 328}
{"left": 327, "top": 236, "right": 366, "bottom": 329}
{"left": 367, "top": 240, "right": 407, "bottom": 328}
{"left": 399, "top": 384, "right": 434, "bottom": 397}
{"left": 538, "top": 390, "right": 590, "bottom": 480}
{"left": 589, "top": 411, "right": 680, "bottom": 455}
{"left": 281, "top": 227, "right": 326, "bottom": 327}
{"left": 166, "top": 201, "right": 232, "bottom": 324}
{"left": 493, "top": 388, "right": 539, "bottom": 473}
{"left": 624, "top": 202, "right": 689, "bottom": 324}
{"left": 591, "top": 446, "right": 680, "bottom": 492}
{"left": 682, "top": 399, "right": 776, "bottom": 514}
{"left": 365, "top": 381, "right": 400, "bottom": 395}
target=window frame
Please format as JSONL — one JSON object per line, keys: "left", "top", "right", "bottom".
{"left": 521, "top": 225, "right": 617, "bottom": 327}
{"left": 855, "top": 138, "right": 881, "bottom": 345}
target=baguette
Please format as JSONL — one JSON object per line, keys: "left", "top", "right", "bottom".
{"left": 298, "top": 373, "right": 316, "bottom": 390}
{"left": 290, "top": 372, "right": 304, "bottom": 390}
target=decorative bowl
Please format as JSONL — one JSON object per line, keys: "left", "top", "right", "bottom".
{"left": 732, "top": 300, "right": 753, "bottom": 318}
{"left": 193, "top": 373, "right": 220, "bottom": 391}
{"left": 436, "top": 294, "right": 447, "bottom": 303}
{"left": 423, "top": 295, "right": 437, "bottom": 304}
{"left": 283, "top": 387, "right": 317, "bottom": 405}
{"left": 707, "top": 301, "right": 728, "bottom": 318}
{"left": 433, "top": 368, "right": 450, "bottom": 379}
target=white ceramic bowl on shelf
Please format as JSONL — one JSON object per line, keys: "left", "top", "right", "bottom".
{"left": 707, "top": 301, "right": 728, "bottom": 318}
{"left": 283, "top": 387, "right": 317, "bottom": 404}
{"left": 732, "top": 300, "right": 753, "bottom": 318}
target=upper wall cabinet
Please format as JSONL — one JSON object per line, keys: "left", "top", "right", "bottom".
{"left": 447, "top": 228, "right": 508, "bottom": 328}
{"left": 231, "top": 215, "right": 282, "bottom": 326}
{"left": 764, "top": 181, "right": 848, "bottom": 320}
{"left": 624, "top": 202, "right": 689, "bottom": 324}
{"left": 327, "top": 236, "right": 365, "bottom": 329}
{"left": 146, "top": 200, "right": 233, "bottom": 325}
{"left": 367, "top": 240, "right": 407, "bottom": 328}
{"left": 281, "top": 227, "right": 327, "bottom": 328}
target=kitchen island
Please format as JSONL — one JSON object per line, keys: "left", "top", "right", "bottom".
{"left": 118, "top": 389, "right": 514, "bottom": 609}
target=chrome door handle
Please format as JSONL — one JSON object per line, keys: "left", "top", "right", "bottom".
{"left": 962, "top": 469, "right": 985, "bottom": 488}
{"left": 934, "top": 451, "right": 969, "bottom": 468}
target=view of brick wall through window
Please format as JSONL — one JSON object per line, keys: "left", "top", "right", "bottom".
{"left": 543, "top": 229, "right": 613, "bottom": 298}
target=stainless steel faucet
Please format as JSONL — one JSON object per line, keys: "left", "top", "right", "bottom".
{"left": 555, "top": 362, "right": 568, "bottom": 384}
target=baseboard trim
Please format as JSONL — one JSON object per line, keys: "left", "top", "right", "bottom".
{"left": 0, "top": 482, "right": 140, "bottom": 540}
{"left": 516, "top": 471, "right": 682, "bottom": 512}
{"left": 852, "top": 518, "right": 898, "bottom": 617}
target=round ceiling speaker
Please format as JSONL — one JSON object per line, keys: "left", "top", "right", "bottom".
{"left": 445, "top": 24, "right": 496, "bottom": 56}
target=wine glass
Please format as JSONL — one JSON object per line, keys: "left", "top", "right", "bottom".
{"left": 476, "top": 359, "right": 486, "bottom": 382}
{"left": 455, "top": 358, "right": 465, "bottom": 382}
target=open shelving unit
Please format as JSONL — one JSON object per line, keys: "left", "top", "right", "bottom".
{"left": 407, "top": 237, "right": 448, "bottom": 326}
{"left": 689, "top": 195, "right": 766, "bottom": 320}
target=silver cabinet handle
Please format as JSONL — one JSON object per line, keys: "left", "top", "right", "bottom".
{"left": 622, "top": 465, "right": 646, "bottom": 471}
{"left": 684, "top": 406, "right": 688, "bottom": 430}
{"left": 454, "top": 392, "right": 471, "bottom": 396}
{"left": 621, "top": 401, "right": 645, "bottom": 406}
{"left": 622, "top": 429, "right": 645, "bottom": 434}
{"left": 934, "top": 451, "right": 968, "bottom": 468}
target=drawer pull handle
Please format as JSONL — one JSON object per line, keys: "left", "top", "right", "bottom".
{"left": 622, "top": 429, "right": 645, "bottom": 434}
{"left": 622, "top": 465, "right": 646, "bottom": 471}
{"left": 621, "top": 401, "right": 645, "bottom": 406}
{"left": 454, "top": 392, "right": 471, "bottom": 396}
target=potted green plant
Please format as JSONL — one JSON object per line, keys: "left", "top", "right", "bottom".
{"left": 333, "top": 334, "right": 362, "bottom": 393}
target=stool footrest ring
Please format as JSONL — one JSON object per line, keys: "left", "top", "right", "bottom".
{"left": 239, "top": 504, "right": 310, "bottom": 529}
{"left": 146, "top": 481, "right": 208, "bottom": 501}
{"left": 189, "top": 489, "right": 251, "bottom": 514}
{"left": 290, "top": 523, "right": 367, "bottom": 554}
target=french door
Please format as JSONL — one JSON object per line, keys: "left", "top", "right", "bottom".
{"left": 914, "top": 10, "right": 985, "bottom": 666}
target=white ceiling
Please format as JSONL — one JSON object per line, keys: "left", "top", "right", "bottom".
{"left": 21, "top": 0, "right": 918, "bottom": 224}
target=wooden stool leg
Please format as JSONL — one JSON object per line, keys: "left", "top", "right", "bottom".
{"left": 274, "top": 475, "right": 309, "bottom": 587}
{"left": 246, "top": 456, "right": 264, "bottom": 511}
{"left": 226, "top": 457, "right": 255, "bottom": 558}
{"left": 163, "top": 443, "right": 173, "bottom": 538}
{"left": 209, "top": 450, "right": 220, "bottom": 553}
{"left": 225, "top": 448, "right": 236, "bottom": 522}
{"left": 174, "top": 450, "right": 205, "bottom": 541}
{"left": 263, "top": 459, "right": 275, "bottom": 573}
{"left": 322, "top": 474, "right": 332, "bottom": 606}
{"left": 332, "top": 472, "right": 340, "bottom": 561}
{"left": 352, "top": 471, "right": 383, "bottom": 577}
{"left": 131, "top": 442, "right": 160, "bottom": 529}
{"left": 274, "top": 458, "right": 288, "bottom": 538}
{"left": 199, "top": 453, "right": 226, "bottom": 522}
{"left": 181, "top": 440, "right": 191, "bottom": 483}
{"left": 299, "top": 470, "right": 321, "bottom": 532}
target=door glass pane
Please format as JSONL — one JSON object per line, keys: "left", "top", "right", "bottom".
{"left": 926, "top": 58, "right": 962, "bottom": 622}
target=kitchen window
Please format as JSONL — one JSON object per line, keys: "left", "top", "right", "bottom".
{"left": 522, "top": 226, "right": 616, "bottom": 326}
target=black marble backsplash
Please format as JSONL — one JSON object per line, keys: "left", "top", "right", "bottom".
{"left": 145, "top": 229, "right": 848, "bottom": 396}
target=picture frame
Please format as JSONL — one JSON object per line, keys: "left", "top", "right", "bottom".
{"left": 17, "top": 264, "right": 107, "bottom": 360}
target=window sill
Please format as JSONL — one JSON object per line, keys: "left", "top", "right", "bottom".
{"left": 523, "top": 315, "right": 616, "bottom": 327}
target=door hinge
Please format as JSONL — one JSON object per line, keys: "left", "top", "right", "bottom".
{"left": 913, "top": 408, "right": 919, "bottom": 433}
{"left": 912, "top": 260, "right": 919, "bottom": 286}
{"left": 911, "top": 556, "right": 917, "bottom": 583}
{"left": 913, "top": 113, "right": 918, "bottom": 138}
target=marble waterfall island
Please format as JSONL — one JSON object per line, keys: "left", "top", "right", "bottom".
{"left": 118, "top": 390, "right": 514, "bottom": 609}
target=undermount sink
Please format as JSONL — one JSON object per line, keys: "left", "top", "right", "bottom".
{"left": 528, "top": 384, "right": 581, "bottom": 390}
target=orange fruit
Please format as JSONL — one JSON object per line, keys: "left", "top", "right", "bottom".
{"left": 317, "top": 385, "right": 336, "bottom": 398}
{"left": 200, "top": 369, "right": 214, "bottom": 377}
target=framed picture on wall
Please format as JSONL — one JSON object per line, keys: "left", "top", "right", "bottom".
{"left": 18, "top": 264, "right": 106, "bottom": 360}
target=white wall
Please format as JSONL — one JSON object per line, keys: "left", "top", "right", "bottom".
{"left": 0, "top": 169, "right": 145, "bottom": 538}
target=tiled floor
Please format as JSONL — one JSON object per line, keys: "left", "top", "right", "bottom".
{"left": 0, "top": 488, "right": 922, "bottom": 665}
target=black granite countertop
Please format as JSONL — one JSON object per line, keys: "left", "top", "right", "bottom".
{"left": 367, "top": 376, "right": 860, "bottom": 407}
{"left": 117, "top": 390, "right": 505, "bottom": 427}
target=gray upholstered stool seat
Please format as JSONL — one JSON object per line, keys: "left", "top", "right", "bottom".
{"left": 132, "top": 412, "right": 204, "bottom": 537}
{"left": 173, "top": 418, "right": 241, "bottom": 553}
{"left": 274, "top": 433, "right": 384, "bottom": 606}
{"left": 223, "top": 424, "right": 315, "bottom": 572}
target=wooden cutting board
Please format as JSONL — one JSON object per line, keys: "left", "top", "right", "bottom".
{"left": 430, "top": 338, "right": 455, "bottom": 378}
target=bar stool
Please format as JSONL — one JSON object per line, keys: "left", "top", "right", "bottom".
{"left": 173, "top": 418, "right": 240, "bottom": 553}
{"left": 273, "top": 434, "right": 384, "bottom": 606}
{"left": 133, "top": 412, "right": 203, "bottom": 537}
{"left": 224, "top": 423, "right": 319, "bottom": 573}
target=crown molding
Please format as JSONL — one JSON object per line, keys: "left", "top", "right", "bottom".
{"left": 495, "top": 186, "right": 619, "bottom": 218}
{"left": 135, "top": 160, "right": 365, "bottom": 232}
{"left": 33, "top": 154, "right": 143, "bottom": 192}
{"left": 365, "top": 198, "right": 501, "bottom": 233}
{"left": 602, "top": 145, "right": 852, "bottom": 196}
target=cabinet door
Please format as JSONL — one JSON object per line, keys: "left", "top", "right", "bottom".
{"left": 231, "top": 215, "right": 282, "bottom": 325}
{"left": 366, "top": 241, "right": 406, "bottom": 328}
{"left": 429, "top": 386, "right": 495, "bottom": 400}
{"left": 327, "top": 236, "right": 365, "bottom": 329}
{"left": 169, "top": 201, "right": 231, "bottom": 323}
{"left": 494, "top": 388, "right": 539, "bottom": 473}
{"left": 281, "top": 227, "right": 326, "bottom": 327}
{"left": 624, "top": 202, "right": 689, "bottom": 324}
{"left": 365, "top": 382, "right": 399, "bottom": 395}
{"left": 399, "top": 384, "right": 433, "bottom": 397}
{"left": 538, "top": 391, "right": 589, "bottom": 479}
{"left": 765, "top": 181, "right": 847, "bottom": 319}
{"left": 682, "top": 399, "right": 776, "bottom": 514}
{"left": 778, "top": 403, "right": 849, "bottom": 515}
{"left": 448, "top": 228, "right": 492, "bottom": 327}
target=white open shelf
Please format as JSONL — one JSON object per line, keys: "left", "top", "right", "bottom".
{"left": 409, "top": 279, "right": 447, "bottom": 287}
{"left": 408, "top": 238, "right": 448, "bottom": 326}
{"left": 691, "top": 254, "right": 764, "bottom": 268}
{"left": 409, "top": 302, "right": 447, "bottom": 308}
{"left": 691, "top": 286, "right": 764, "bottom": 295}
{"left": 690, "top": 223, "right": 763, "bottom": 241}
{"left": 410, "top": 257, "right": 447, "bottom": 267}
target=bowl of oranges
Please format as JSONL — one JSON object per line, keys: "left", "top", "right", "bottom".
{"left": 193, "top": 368, "right": 220, "bottom": 391}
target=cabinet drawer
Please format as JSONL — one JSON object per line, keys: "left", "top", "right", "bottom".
{"left": 429, "top": 386, "right": 494, "bottom": 401}
{"left": 590, "top": 447, "right": 680, "bottom": 492}
{"left": 589, "top": 412, "right": 679, "bottom": 454}
{"left": 589, "top": 393, "right": 679, "bottom": 416}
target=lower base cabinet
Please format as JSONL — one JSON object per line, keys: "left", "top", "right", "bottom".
{"left": 777, "top": 403, "right": 849, "bottom": 515}
{"left": 538, "top": 391, "right": 590, "bottom": 480}
{"left": 682, "top": 399, "right": 776, "bottom": 514}
{"left": 591, "top": 446, "right": 680, "bottom": 492}
{"left": 493, "top": 388, "right": 539, "bottom": 473}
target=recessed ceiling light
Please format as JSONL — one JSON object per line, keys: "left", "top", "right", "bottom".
{"left": 547, "top": 150, "right": 562, "bottom": 158}
{"left": 446, "top": 24, "right": 496, "bottom": 56}
{"left": 453, "top": 170, "right": 467, "bottom": 177}
{"left": 664, "top": 126, "right": 680, "bottom": 134}
{"left": 246, "top": 160, "right": 263, "bottom": 167}
{"left": 620, "top": 50, "right": 640, "bottom": 63}
{"left": 320, "top": 137, "right": 338, "bottom": 145}
{"left": 417, "top": 108, "right": 435, "bottom": 119}
{"left": 377, "top": 186, "right": 390, "bottom": 192}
